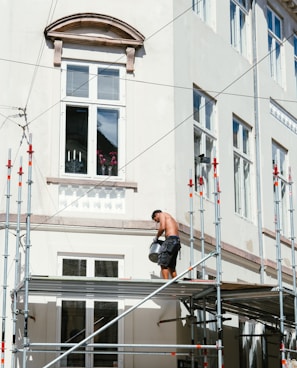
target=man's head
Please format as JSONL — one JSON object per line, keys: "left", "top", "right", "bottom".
{"left": 151, "top": 209, "right": 162, "bottom": 222}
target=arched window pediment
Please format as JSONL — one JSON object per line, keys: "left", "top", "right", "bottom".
{"left": 44, "top": 13, "right": 145, "bottom": 72}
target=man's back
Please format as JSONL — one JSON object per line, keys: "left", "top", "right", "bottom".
{"left": 161, "top": 212, "right": 179, "bottom": 237}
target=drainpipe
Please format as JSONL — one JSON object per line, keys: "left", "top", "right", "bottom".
{"left": 252, "top": 0, "right": 265, "bottom": 284}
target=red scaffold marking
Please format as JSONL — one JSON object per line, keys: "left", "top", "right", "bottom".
{"left": 170, "top": 352, "right": 176, "bottom": 356}
{"left": 7, "top": 159, "right": 12, "bottom": 169}
{"left": 18, "top": 166, "right": 23, "bottom": 175}
{"left": 27, "top": 145, "right": 34, "bottom": 154}
{"left": 29, "top": 161, "right": 32, "bottom": 166}
{"left": 188, "top": 179, "right": 193, "bottom": 187}
{"left": 1, "top": 341, "right": 4, "bottom": 352}
{"left": 203, "top": 363, "right": 208, "bottom": 367}
{"left": 273, "top": 165, "right": 279, "bottom": 177}
{"left": 200, "top": 191, "right": 203, "bottom": 196}
{"left": 7, "top": 175, "right": 11, "bottom": 180}
{"left": 189, "top": 193, "right": 193, "bottom": 198}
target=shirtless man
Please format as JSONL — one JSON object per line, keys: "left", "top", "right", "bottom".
{"left": 151, "top": 210, "right": 181, "bottom": 279}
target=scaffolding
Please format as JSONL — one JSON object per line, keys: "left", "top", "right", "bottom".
{"left": 2, "top": 149, "right": 297, "bottom": 368}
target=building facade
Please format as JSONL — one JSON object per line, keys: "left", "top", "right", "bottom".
{"left": 1, "top": 0, "right": 297, "bottom": 367}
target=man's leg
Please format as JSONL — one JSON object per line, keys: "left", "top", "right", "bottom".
{"left": 170, "top": 269, "right": 177, "bottom": 278}
{"left": 161, "top": 266, "right": 170, "bottom": 279}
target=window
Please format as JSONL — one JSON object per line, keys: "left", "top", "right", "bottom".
{"left": 193, "top": 87, "right": 215, "bottom": 198}
{"left": 267, "top": 7, "right": 282, "bottom": 83}
{"left": 233, "top": 118, "right": 252, "bottom": 218}
{"left": 192, "top": 0, "right": 209, "bottom": 23}
{"left": 62, "top": 62, "right": 125, "bottom": 178}
{"left": 272, "top": 142, "right": 288, "bottom": 236}
{"left": 59, "top": 256, "right": 122, "bottom": 367}
{"left": 230, "top": 0, "right": 248, "bottom": 56}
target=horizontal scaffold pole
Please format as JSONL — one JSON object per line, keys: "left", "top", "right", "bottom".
{"left": 31, "top": 342, "right": 221, "bottom": 349}
{"left": 42, "top": 251, "right": 217, "bottom": 368}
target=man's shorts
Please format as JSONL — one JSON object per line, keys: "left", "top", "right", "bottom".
{"left": 158, "top": 236, "right": 181, "bottom": 269}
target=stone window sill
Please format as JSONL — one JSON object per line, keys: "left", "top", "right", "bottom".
{"left": 46, "top": 177, "right": 138, "bottom": 192}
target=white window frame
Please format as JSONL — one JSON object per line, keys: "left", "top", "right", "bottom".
{"left": 192, "top": 0, "right": 209, "bottom": 23}
{"left": 230, "top": 0, "right": 248, "bottom": 56}
{"left": 60, "top": 60, "right": 126, "bottom": 180}
{"left": 57, "top": 297, "right": 124, "bottom": 368}
{"left": 58, "top": 253, "right": 124, "bottom": 277}
{"left": 272, "top": 141, "right": 288, "bottom": 237}
{"left": 57, "top": 254, "right": 124, "bottom": 368}
{"left": 233, "top": 118, "right": 252, "bottom": 219}
{"left": 193, "top": 86, "right": 216, "bottom": 198}
{"left": 267, "top": 7, "right": 282, "bottom": 84}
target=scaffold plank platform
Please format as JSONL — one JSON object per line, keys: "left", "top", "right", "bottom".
{"left": 16, "top": 276, "right": 296, "bottom": 328}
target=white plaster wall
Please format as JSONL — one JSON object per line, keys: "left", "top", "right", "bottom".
{"left": 1, "top": 1, "right": 297, "bottom": 367}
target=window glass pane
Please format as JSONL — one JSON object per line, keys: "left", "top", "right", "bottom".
{"left": 205, "top": 101, "right": 212, "bottom": 130}
{"left": 230, "top": 1, "right": 236, "bottom": 46}
{"left": 67, "top": 65, "right": 89, "bottom": 98}
{"left": 95, "top": 260, "right": 118, "bottom": 277}
{"left": 239, "top": 10, "right": 246, "bottom": 53}
{"left": 233, "top": 120, "right": 239, "bottom": 147}
{"left": 275, "top": 16, "right": 281, "bottom": 39}
{"left": 61, "top": 300, "right": 86, "bottom": 367}
{"left": 234, "top": 155, "right": 241, "bottom": 214}
{"left": 96, "top": 109, "right": 119, "bottom": 176}
{"left": 193, "top": 89, "right": 201, "bottom": 123}
{"left": 279, "top": 149, "right": 286, "bottom": 176}
{"left": 267, "top": 9, "right": 272, "bottom": 31}
{"left": 272, "top": 144, "right": 277, "bottom": 166}
{"left": 194, "top": 128, "right": 201, "bottom": 159}
{"left": 94, "top": 301, "right": 118, "bottom": 367}
{"left": 242, "top": 126, "right": 249, "bottom": 154}
{"left": 65, "top": 106, "right": 88, "bottom": 174}
{"left": 243, "top": 160, "right": 250, "bottom": 218}
{"left": 63, "top": 259, "right": 86, "bottom": 276}
{"left": 98, "top": 68, "right": 120, "bottom": 100}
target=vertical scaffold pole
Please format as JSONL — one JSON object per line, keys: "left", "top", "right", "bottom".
{"left": 188, "top": 170, "right": 194, "bottom": 280}
{"left": 188, "top": 171, "right": 195, "bottom": 368}
{"left": 288, "top": 168, "right": 297, "bottom": 352}
{"left": 198, "top": 169, "right": 208, "bottom": 368}
{"left": 198, "top": 171, "right": 206, "bottom": 280}
{"left": 11, "top": 158, "right": 24, "bottom": 368}
{"left": 23, "top": 136, "right": 34, "bottom": 368}
{"left": 1, "top": 149, "right": 12, "bottom": 368}
{"left": 273, "top": 164, "right": 286, "bottom": 368}
{"left": 212, "top": 157, "right": 223, "bottom": 368}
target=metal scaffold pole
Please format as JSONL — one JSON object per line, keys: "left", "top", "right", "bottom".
{"left": 11, "top": 158, "right": 24, "bottom": 368}
{"left": 198, "top": 159, "right": 208, "bottom": 368}
{"left": 188, "top": 170, "right": 194, "bottom": 280}
{"left": 273, "top": 164, "right": 286, "bottom": 368}
{"left": 187, "top": 171, "right": 196, "bottom": 368}
{"left": 198, "top": 167, "right": 206, "bottom": 280}
{"left": 288, "top": 168, "right": 297, "bottom": 355}
{"left": 1, "top": 149, "right": 12, "bottom": 368}
{"left": 212, "top": 156, "right": 223, "bottom": 368}
{"left": 22, "top": 136, "right": 34, "bottom": 368}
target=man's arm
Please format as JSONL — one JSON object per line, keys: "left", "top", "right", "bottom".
{"left": 156, "top": 213, "right": 166, "bottom": 239}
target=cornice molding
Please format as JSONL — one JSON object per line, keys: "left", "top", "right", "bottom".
{"left": 44, "top": 13, "right": 145, "bottom": 71}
